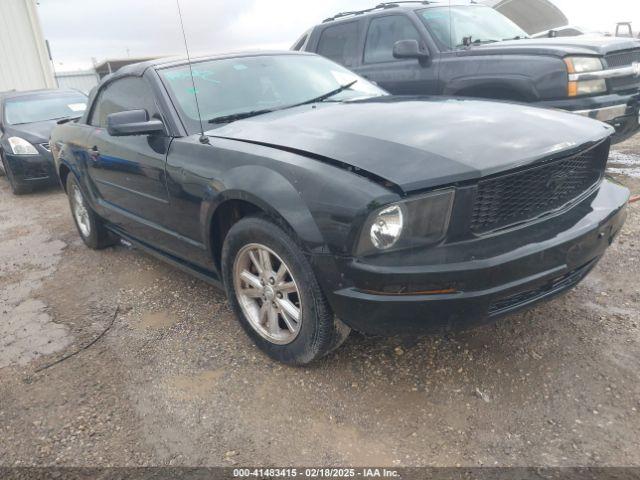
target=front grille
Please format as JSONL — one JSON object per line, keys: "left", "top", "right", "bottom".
{"left": 608, "top": 75, "right": 640, "bottom": 93}
{"left": 605, "top": 49, "right": 640, "bottom": 68}
{"left": 40, "top": 143, "right": 51, "bottom": 151}
{"left": 470, "top": 146, "right": 607, "bottom": 234}
{"left": 488, "top": 258, "right": 599, "bottom": 315}
{"left": 24, "top": 163, "right": 52, "bottom": 179}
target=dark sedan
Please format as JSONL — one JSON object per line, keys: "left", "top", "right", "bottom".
{"left": 0, "top": 89, "right": 87, "bottom": 194}
{"left": 50, "top": 51, "right": 629, "bottom": 364}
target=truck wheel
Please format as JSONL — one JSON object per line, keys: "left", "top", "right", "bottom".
{"left": 1, "top": 153, "right": 31, "bottom": 195}
{"left": 222, "top": 216, "right": 350, "bottom": 365}
{"left": 66, "top": 174, "right": 116, "bottom": 250}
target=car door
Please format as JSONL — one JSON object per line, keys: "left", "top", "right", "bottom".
{"left": 354, "top": 14, "right": 439, "bottom": 95}
{"left": 85, "top": 77, "right": 172, "bottom": 240}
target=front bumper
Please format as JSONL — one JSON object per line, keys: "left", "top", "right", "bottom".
{"left": 321, "top": 179, "right": 629, "bottom": 336}
{"left": 539, "top": 92, "right": 640, "bottom": 144}
{"left": 4, "top": 147, "right": 57, "bottom": 186}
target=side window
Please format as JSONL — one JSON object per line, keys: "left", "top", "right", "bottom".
{"left": 420, "top": 9, "right": 453, "bottom": 50}
{"left": 316, "top": 21, "right": 359, "bottom": 67}
{"left": 89, "top": 77, "right": 159, "bottom": 128}
{"left": 88, "top": 91, "right": 104, "bottom": 127}
{"left": 364, "top": 15, "right": 423, "bottom": 64}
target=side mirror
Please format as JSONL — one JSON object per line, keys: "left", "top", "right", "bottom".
{"left": 107, "top": 109, "right": 165, "bottom": 137}
{"left": 393, "top": 39, "right": 429, "bottom": 61}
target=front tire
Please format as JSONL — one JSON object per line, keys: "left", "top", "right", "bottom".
{"left": 222, "top": 217, "right": 350, "bottom": 365}
{"left": 66, "top": 174, "right": 116, "bottom": 249}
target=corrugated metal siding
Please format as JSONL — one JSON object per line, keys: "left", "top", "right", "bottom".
{"left": 56, "top": 71, "right": 99, "bottom": 94}
{"left": 0, "top": 0, "right": 55, "bottom": 91}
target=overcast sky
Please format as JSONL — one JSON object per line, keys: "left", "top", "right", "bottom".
{"left": 37, "top": 0, "right": 639, "bottom": 72}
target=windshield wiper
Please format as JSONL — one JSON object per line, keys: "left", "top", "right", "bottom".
{"left": 502, "top": 35, "right": 528, "bottom": 41}
{"left": 56, "top": 115, "right": 83, "bottom": 125}
{"left": 294, "top": 80, "right": 358, "bottom": 106}
{"left": 206, "top": 80, "right": 359, "bottom": 125}
{"left": 457, "top": 37, "right": 500, "bottom": 47}
{"left": 208, "top": 109, "right": 274, "bottom": 124}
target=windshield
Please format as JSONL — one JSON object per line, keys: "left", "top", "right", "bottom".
{"left": 419, "top": 6, "right": 528, "bottom": 50}
{"left": 4, "top": 92, "right": 87, "bottom": 125}
{"left": 158, "top": 54, "right": 386, "bottom": 133}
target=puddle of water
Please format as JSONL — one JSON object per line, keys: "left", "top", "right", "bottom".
{"left": 608, "top": 151, "right": 640, "bottom": 178}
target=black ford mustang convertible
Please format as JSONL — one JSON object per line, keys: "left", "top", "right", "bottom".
{"left": 51, "top": 51, "right": 629, "bottom": 364}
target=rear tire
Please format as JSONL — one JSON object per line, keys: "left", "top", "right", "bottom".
{"left": 1, "top": 153, "right": 31, "bottom": 195}
{"left": 221, "top": 216, "right": 350, "bottom": 365}
{"left": 66, "top": 174, "right": 116, "bottom": 250}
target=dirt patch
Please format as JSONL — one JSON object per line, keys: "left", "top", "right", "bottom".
{"left": 136, "top": 310, "right": 178, "bottom": 330}
{"left": 0, "top": 185, "right": 71, "bottom": 370}
{"left": 165, "top": 370, "right": 225, "bottom": 400}
{"left": 608, "top": 150, "right": 640, "bottom": 179}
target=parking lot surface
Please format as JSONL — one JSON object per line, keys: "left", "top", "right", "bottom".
{"left": 1, "top": 135, "right": 639, "bottom": 467}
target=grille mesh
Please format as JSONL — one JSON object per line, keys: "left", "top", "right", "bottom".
{"left": 24, "top": 163, "right": 52, "bottom": 178}
{"left": 488, "top": 258, "right": 599, "bottom": 315}
{"left": 605, "top": 49, "right": 640, "bottom": 68}
{"left": 470, "top": 148, "right": 607, "bottom": 234}
{"left": 608, "top": 75, "right": 640, "bottom": 93}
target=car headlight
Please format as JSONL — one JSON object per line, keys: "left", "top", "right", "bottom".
{"left": 568, "top": 79, "right": 607, "bottom": 97}
{"left": 8, "top": 137, "right": 38, "bottom": 155}
{"left": 564, "top": 56, "right": 607, "bottom": 97}
{"left": 355, "top": 189, "right": 455, "bottom": 256}
{"left": 564, "top": 56, "right": 603, "bottom": 74}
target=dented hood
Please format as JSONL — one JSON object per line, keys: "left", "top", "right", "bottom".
{"left": 207, "top": 97, "right": 612, "bottom": 193}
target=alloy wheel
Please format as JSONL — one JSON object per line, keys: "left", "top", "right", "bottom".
{"left": 71, "top": 184, "right": 91, "bottom": 238}
{"left": 233, "top": 243, "right": 303, "bottom": 345}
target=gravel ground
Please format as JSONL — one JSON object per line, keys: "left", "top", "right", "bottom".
{"left": 0, "top": 134, "right": 639, "bottom": 467}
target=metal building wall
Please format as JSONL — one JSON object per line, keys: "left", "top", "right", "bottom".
{"left": 55, "top": 70, "right": 99, "bottom": 94}
{"left": 0, "top": 0, "right": 56, "bottom": 92}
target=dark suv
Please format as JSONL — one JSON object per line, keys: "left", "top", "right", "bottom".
{"left": 296, "top": 1, "right": 640, "bottom": 142}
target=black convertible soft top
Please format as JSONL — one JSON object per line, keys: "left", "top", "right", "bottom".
{"left": 102, "top": 50, "right": 315, "bottom": 82}
{"left": 84, "top": 50, "right": 317, "bottom": 126}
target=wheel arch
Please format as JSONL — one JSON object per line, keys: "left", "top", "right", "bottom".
{"left": 445, "top": 76, "right": 537, "bottom": 102}
{"left": 58, "top": 162, "right": 72, "bottom": 192}
{"left": 204, "top": 165, "right": 327, "bottom": 272}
